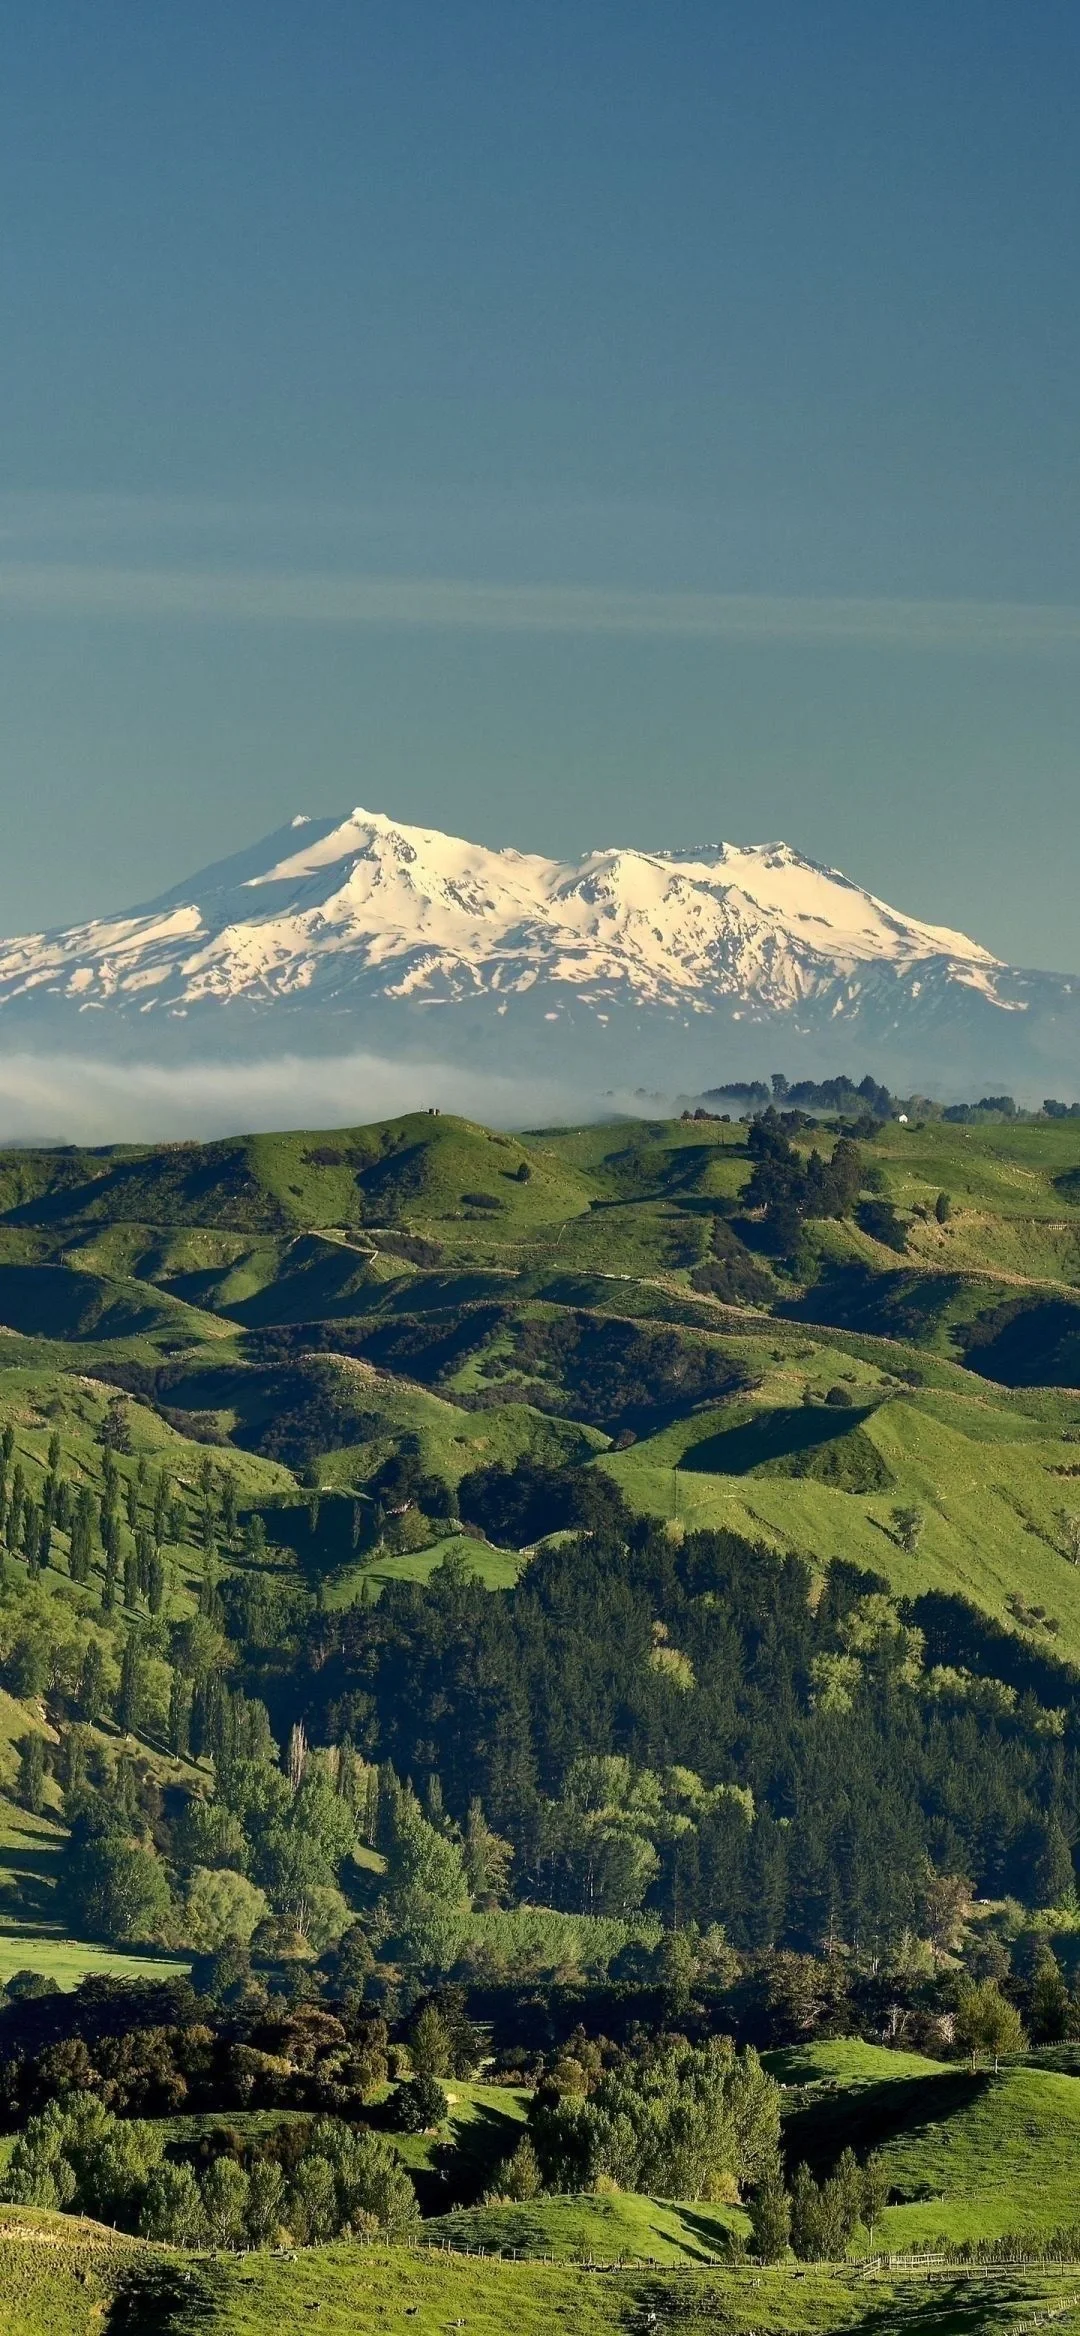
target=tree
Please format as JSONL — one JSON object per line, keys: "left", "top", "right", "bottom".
{"left": 1035, "top": 1817, "right": 1075, "bottom": 1908}
{"left": 167, "top": 1671, "right": 191, "bottom": 1758}
{"left": 920, "top": 1867, "right": 973, "bottom": 1954}
{"left": 184, "top": 1867, "right": 268, "bottom": 1952}
{"left": 493, "top": 2136, "right": 542, "bottom": 2201}
{"left": 101, "top": 1542, "right": 118, "bottom": 1616}
{"left": 389, "top": 2072, "right": 447, "bottom": 2133}
{"left": 954, "top": 1978, "right": 1026, "bottom": 2072}
{"left": 378, "top": 1790, "right": 469, "bottom": 1965}
{"left": 78, "top": 1640, "right": 109, "bottom": 1726}
{"left": 139, "top": 2160, "right": 206, "bottom": 2246}
{"left": 117, "top": 1634, "right": 146, "bottom": 1735}
{"left": 935, "top": 1190, "right": 952, "bottom": 1223}
{"left": 861, "top": 2152, "right": 889, "bottom": 2249}
{"left": 201, "top": 2154, "right": 250, "bottom": 2250}
{"left": 67, "top": 1828, "right": 172, "bottom": 1946}
{"left": 530, "top": 2037, "right": 779, "bottom": 2203}
{"left": 1030, "top": 1945, "right": 1070, "bottom": 2044}
{"left": 69, "top": 1487, "right": 96, "bottom": 1586}
{"left": 748, "top": 2168, "right": 791, "bottom": 2263}
{"left": 17, "top": 1731, "right": 46, "bottom": 1817}
{"left": 789, "top": 2163, "right": 823, "bottom": 2260}
{"left": 409, "top": 2002, "right": 453, "bottom": 2078}
{"left": 101, "top": 1396, "right": 132, "bottom": 1455}
{"left": 892, "top": 1506, "right": 924, "bottom": 1554}
{"left": 302, "top": 2119, "right": 419, "bottom": 2240}
{"left": 148, "top": 1548, "right": 165, "bottom": 1616}
{"left": 245, "top": 2158, "right": 286, "bottom": 2247}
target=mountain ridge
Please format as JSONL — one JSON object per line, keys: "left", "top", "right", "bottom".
{"left": 0, "top": 805, "right": 1074, "bottom": 1095}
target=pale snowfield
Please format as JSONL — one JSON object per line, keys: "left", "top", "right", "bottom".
{"left": 0, "top": 806, "right": 1003, "bottom": 1022}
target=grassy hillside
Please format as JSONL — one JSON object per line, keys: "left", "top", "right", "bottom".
{"left": 0, "top": 2211, "right": 139, "bottom": 2336}
{"left": 423, "top": 2189, "right": 745, "bottom": 2261}
{"left": 27, "top": 2231, "right": 1080, "bottom": 2336}
{"left": 774, "top": 2037, "right": 1080, "bottom": 2248}
{"left": 4, "top": 1105, "right": 1080, "bottom": 1658}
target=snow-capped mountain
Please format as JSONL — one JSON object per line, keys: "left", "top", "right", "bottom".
{"left": 0, "top": 807, "right": 1075, "bottom": 1095}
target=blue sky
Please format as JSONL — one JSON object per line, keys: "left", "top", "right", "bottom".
{"left": 2, "top": 1, "right": 1079, "bottom": 967}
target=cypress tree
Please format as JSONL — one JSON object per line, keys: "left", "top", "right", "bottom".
{"left": 148, "top": 1548, "right": 165, "bottom": 1617}
{"left": 6, "top": 1465, "right": 25, "bottom": 1550}
{"left": 168, "top": 1671, "right": 191, "bottom": 1759}
{"left": 117, "top": 1634, "right": 144, "bottom": 1735}
{"left": 17, "top": 1732, "right": 46, "bottom": 1816}
{"left": 78, "top": 1639, "right": 108, "bottom": 1724}
{"left": 70, "top": 1486, "right": 96, "bottom": 1586}
{"left": 24, "top": 1499, "right": 41, "bottom": 1578}
{"left": 101, "top": 1541, "right": 118, "bottom": 1616}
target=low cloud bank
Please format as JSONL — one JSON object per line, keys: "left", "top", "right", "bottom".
{"left": 0, "top": 1050, "right": 628, "bottom": 1146}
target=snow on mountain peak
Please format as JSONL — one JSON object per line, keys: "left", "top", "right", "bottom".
{"left": 0, "top": 804, "right": 1010, "bottom": 1039}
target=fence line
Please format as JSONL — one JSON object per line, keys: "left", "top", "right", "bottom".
{"left": 404, "top": 2236, "right": 1080, "bottom": 2280}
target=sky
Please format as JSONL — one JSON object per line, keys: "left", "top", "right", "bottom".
{"left": 2, "top": 2, "right": 1080, "bottom": 970}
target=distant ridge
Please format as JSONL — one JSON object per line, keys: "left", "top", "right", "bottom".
{"left": 0, "top": 805, "right": 1075, "bottom": 1093}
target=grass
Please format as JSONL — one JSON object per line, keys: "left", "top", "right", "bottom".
{"left": 9, "top": 1108, "right": 1080, "bottom": 1707}
{"left": 322, "top": 1534, "right": 521, "bottom": 1607}
{"left": 600, "top": 1344, "right": 1080, "bottom": 1661}
{"left": 384, "top": 2079, "right": 531, "bottom": 2202}
{"left": 774, "top": 2037, "right": 1080, "bottom": 2249}
{"left": 0, "top": 2210, "right": 140, "bottom": 2336}
{"left": 423, "top": 2189, "right": 746, "bottom": 2262}
{"left": 66, "top": 2237, "right": 1080, "bottom": 2336}
{"left": 0, "top": 1925, "right": 190, "bottom": 1988}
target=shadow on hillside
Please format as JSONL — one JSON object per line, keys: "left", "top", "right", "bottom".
{"left": 681, "top": 1403, "right": 880, "bottom": 1477}
{"left": 781, "top": 2068, "right": 987, "bottom": 2185}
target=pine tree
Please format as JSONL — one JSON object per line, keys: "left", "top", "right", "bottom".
{"left": 124, "top": 1545, "right": 139, "bottom": 1610}
{"left": 46, "top": 1430, "right": 61, "bottom": 1472}
{"left": 1036, "top": 1816, "right": 1075, "bottom": 1908}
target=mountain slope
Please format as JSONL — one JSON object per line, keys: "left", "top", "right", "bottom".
{"left": 0, "top": 806, "right": 1075, "bottom": 1092}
